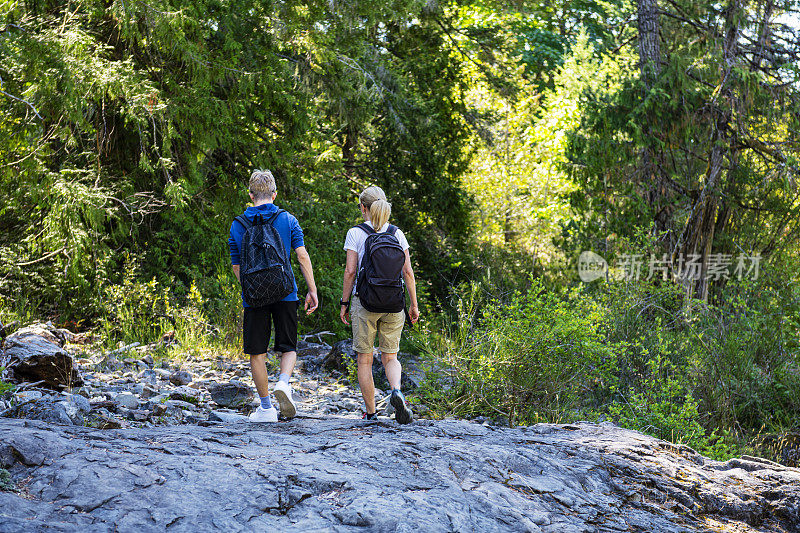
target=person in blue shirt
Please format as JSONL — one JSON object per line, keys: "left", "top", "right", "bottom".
{"left": 229, "top": 169, "right": 319, "bottom": 423}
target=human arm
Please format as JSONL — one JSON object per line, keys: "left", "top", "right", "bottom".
{"left": 294, "top": 245, "right": 318, "bottom": 315}
{"left": 229, "top": 223, "right": 242, "bottom": 283}
{"left": 401, "top": 249, "right": 420, "bottom": 324}
{"left": 340, "top": 249, "right": 359, "bottom": 325}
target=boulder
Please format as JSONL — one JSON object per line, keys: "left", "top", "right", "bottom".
{"left": 18, "top": 397, "right": 73, "bottom": 426}
{"left": 114, "top": 392, "right": 139, "bottom": 410}
{"left": 169, "top": 370, "right": 192, "bottom": 386}
{"left": 2, "top": 326, "right": 82, "bottom": 389}
{"left": 168, "top": 386, "right": 202, "bottom": 404}
{"left": 323, "top": 339, "right": 423, "bottom": 391}
{"left": 296, "top": 340, "right": 332, "bottom": 370}
{"left": 208, "top": 380, "right": 253, "bottom": 408}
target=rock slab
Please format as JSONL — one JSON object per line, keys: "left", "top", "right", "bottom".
{"left": 1, "top": 419, "right": 798, "bottom": 532}
{"left": 2, "top": 326, "right": 82, "bottom": 388}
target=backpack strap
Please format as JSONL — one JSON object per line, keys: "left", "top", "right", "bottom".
{"left": 234, "top": 215, "right": 253, "bottom": 230}
{"left": 355, "top": 223, "right": 376, "bottom": 235}
{"left": 386, "top": 224, "right": 398, "bottom": 236}
{"left": 266, "top": 208, "right": 285, "bottom": 225}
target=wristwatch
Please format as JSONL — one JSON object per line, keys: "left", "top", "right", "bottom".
{"left": 339, "top": 300, "right": 350, "bottom": 307}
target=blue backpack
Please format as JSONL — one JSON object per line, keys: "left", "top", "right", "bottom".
{"left": 235, "top": 210, "right": 294, "bottom": 307}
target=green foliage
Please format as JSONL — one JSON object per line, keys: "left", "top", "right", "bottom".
{"left": 0, "top": 468, "right": 17, "bottom": 492}
{"left": 417, "top": 273, "right": 799, "bottom": 460}
{"left": 415, "top": 279, "right": 615, "bottom": 425}
{"left": 344, "top": 356, "right": 359, "bottom": 388}
{"left": 101, "top": 260, "right": 173, "bottom": 347}
{"left": 0, "top": 0, "right": 477, "bottom": 332}
{"left": 562, "top": 0, "right": 800, "bottom": 301}
{"left": 608, "top": 353, "right": 708, "bottom": 448}
{"left": 0, "top": 367, "right": 15, "bottom": 396}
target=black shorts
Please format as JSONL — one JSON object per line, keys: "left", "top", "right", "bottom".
{"left": 242, "top": 300, "right": 299, "bottom": 355}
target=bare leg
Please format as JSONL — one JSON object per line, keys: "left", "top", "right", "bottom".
{"left": 250, "top": 354, "right": 270, "bottom": 398}
{"left": 381, "top": 352, "right": 402, "bottom": 391}
{"left": 279, "top": 350, "right": 297, "bottom": 378}
{"left": 357, "top": 352, "right": 376, "bottom": 413}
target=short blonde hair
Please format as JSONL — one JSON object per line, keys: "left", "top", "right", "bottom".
{"left": 359, "top": 186, "right": 391, "bottom": 230}
{"left": 249, "top": 169, "right": 276, "bottom": 200}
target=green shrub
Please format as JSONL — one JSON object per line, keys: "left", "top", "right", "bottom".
{"left": 415, "top": 279, "right": 616, "bottom": 425}
{"left": 101, "top": 259, "right": 173, "bottom": 347}
{"left": 608, "top": 353, "right": 707, "bottom": 447}
{"left": 0, "top": 468, "right": 17, "bottom": 492}
{"left": 689, "top": 278, "right": 800, "bottom": 432}
{"left": 0, "top": 367, "right": 15, "bottom": 396}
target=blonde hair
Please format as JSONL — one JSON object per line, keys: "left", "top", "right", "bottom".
{"left": 359, "top": 186, "right": 391, "bottom": 230}
{"left": 249, "top": 169, "right": 276, "bottom": 200}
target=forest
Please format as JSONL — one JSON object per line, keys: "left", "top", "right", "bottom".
{"left": 1, "top": 0, "right": 799, "bottom": 460}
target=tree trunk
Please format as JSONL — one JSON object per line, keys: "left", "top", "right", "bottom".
{"left": 342, "top": 125, "right": 358, "bottom": 178}
{"left": 637, "top": 0, "right": 661, "bottom": 84}
{"left": 673, "top": 0, "right": 746, "bottom": 301}
{"left": 636, "top": 0, "right": 670, "bottom": 236}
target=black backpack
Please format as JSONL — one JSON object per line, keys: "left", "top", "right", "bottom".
{"left": 355, "top": 223, "right": 406, "bottom": 313}
{"left": 235, "top": 210, "right": 294, "bottom": 307}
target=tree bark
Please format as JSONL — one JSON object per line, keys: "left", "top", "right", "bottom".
{"left": 673, "top": 0, "right": 746, "bottom": 301}
{"left": 342, "top": 125, "right": 358, "bottom": 178}
{"left": 636, "top": 0, "right": 670, "bottom": 236}
{"left": 637, "top": 0, "right": 661, "bottom": 84}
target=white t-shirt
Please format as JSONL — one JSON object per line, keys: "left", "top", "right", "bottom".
{"left": 344, "top": 221, "right": 410, "bottom": 295}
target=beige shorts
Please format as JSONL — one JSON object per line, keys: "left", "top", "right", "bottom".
{"left": 351, "top": 296, "right": 405, "bottom": 354}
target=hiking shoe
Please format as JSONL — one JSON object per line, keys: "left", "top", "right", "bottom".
{"left": 249, "top": 406, "right": 278, "bottom": 423}
{"left": 362, "top": 412, "right": 378, "bottom": 421}
{"left": 390, "top": 390, "right": 413, "bottom": 425}
{"left": 273, "top": 381, "right": 297, "bottom": 419}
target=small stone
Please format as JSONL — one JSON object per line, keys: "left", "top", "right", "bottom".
{"left": 169, "top": 371, "right": 192, "bottom": 386}
{"left": 14, "top": 391, "right": 43, "bottom": 403}
{"left": 208, "top": 380, "right": 254, "bottom": 408}
{"left": 63, "top": 393, "right": 91, "bottom": 415}
{"left": 86, "top": 410, "right": 125, "bottom": 429}
{"left": 165, "top": 399, "right": 197, "bottom": 409}
{"left": 152, "top": 368, "right": 171, "bottom": 379}
{"left": 128, "top": 410, "right": 150, "bottom": 422}
{"left": 169, "top": 386, "right": 201, "bottom": 404}
{"left": 114, "top": 392, "right": 139, "bottom": 410}
{"left": 140, "top": 385, "right": 159, "bottom": 400}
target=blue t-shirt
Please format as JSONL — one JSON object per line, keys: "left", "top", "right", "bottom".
{"left": 229, "top": 203, "right": 305, "bottom": 306}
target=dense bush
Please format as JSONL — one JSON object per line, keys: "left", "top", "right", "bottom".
{"left": 414, "top": 279, "right": 616, "bottom": 425}
{"left": 414, "top": 273, "right": 800, "bottom": 460}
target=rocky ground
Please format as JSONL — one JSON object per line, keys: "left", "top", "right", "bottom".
{"left": 0, "top": 323, "right": 428, "bottom": 430}
{"left": 2, "top": 323, "right": 800, "bottom": 532}
{"left": 2, "top": 417, "right": 800, "bottom": 532}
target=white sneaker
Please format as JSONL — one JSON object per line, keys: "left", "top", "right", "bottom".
{"left": 273, "top": 381, "right": 297, "bottom": 419}
{"left": 249, "top": 406, "right": 278, "bottom": 423}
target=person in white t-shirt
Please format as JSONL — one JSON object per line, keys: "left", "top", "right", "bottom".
{"left": 340, "top": 186, "right": 420, "bottom": 424}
